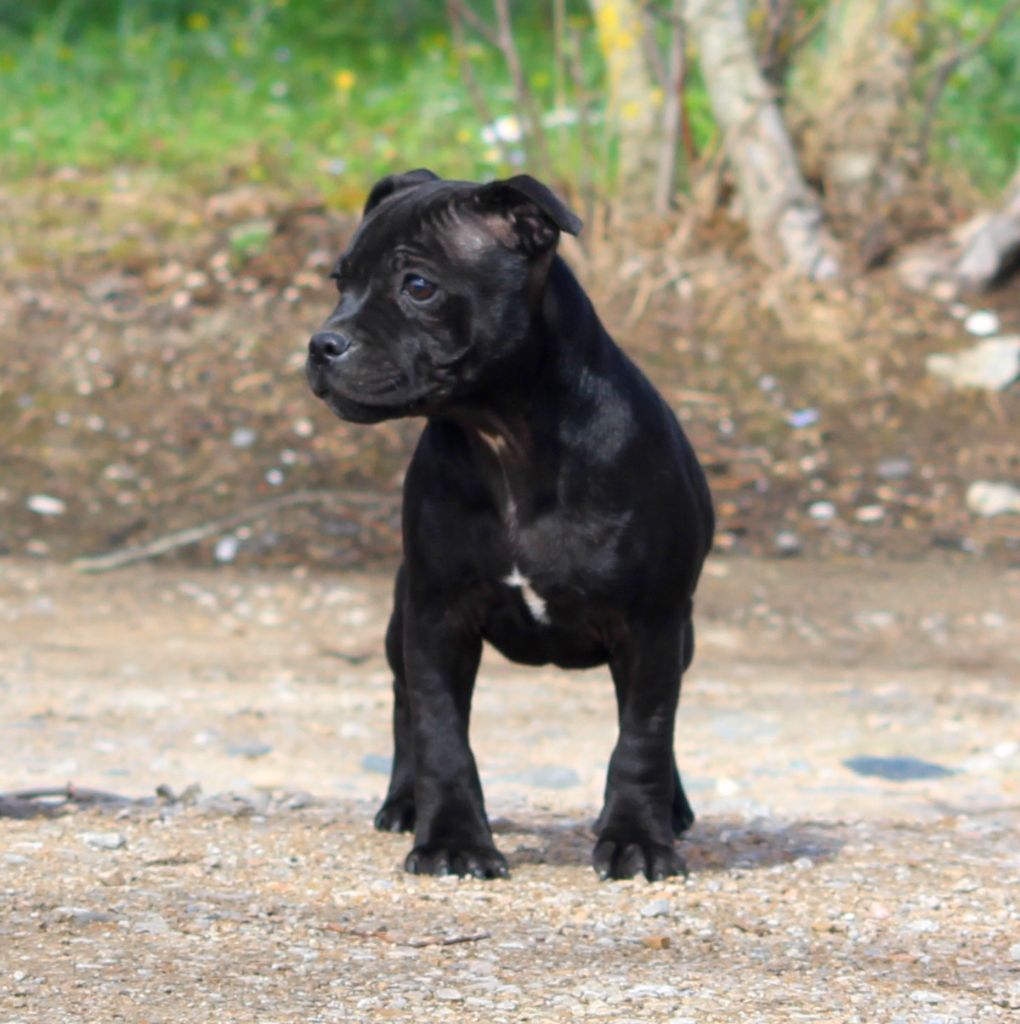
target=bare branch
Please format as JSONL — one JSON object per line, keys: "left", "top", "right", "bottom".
{"left": 492, "top": 0, "right": 553, "bottom": 177}
{"left": 71, "top": 490, "right": 397, "bottom": 573}
{"left": 446, "top": 0, "right": 512, "bottom": 164}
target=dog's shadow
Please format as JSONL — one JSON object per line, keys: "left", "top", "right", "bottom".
{"left": 493, "top": 814, "right": 845, "bottom": 873}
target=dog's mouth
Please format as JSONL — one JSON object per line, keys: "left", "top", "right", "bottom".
{"left": 309, "top": 373, "right": 438, "bottom": 424}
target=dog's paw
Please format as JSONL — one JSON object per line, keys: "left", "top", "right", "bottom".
{"left": 592, "top": 839, "right": 687, "bottom": 882}
{"left": 405, "top": 844, "right": 509, "bottom": 880}
{"left": 374, "top": 798, "right": 415, "bottom": 833}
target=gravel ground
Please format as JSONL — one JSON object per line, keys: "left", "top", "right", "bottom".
{"left": 1, "top": 556, "right": 1019, "bottom": 1023}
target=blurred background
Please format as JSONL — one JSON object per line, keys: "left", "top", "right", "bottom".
{"left": 1, "top": 0, "right": 1018, "bottom": 570}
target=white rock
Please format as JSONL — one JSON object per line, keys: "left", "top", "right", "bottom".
{"left": 808, "top": 501, "right": 837, "bottom": 521}
{"left": 926, "top": 337, "right": 1020, "bottom": 390}
{"left": 27, "top": 494, "right": 66, "bottom": 516}
{"left": 79, "top": 831, "right": 126, "bottom": 851}
{"left": 910, "top": 989, "right": 944, "bottom": 1004}
{"left": 639, "top": 899, "right": 671, "bottom": 918}
{"left": 966, "top": 481, "right": 1020, "bottom": 517}
{"left": 214, "top": 536, "right": 240, "bottom": 563}
{"left": 963, "top": 309, "right": 999, "bottom": 336}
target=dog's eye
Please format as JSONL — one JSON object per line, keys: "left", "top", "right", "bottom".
{"left": 403, "top": 274, "right": 437, "bottom": 303}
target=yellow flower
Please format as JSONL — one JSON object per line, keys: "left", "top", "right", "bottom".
{"left": 334, "top": 69, "right": 356, "bottom": 93}
{"left": 186, "top": 12, "right": 210, "bottom": 31}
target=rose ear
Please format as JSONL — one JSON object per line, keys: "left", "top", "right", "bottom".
{"left": 472, "top": 175, "right": 582, "bottom": 254}
{"left": 363, "top": 168, "right": 440, "bottom": 217}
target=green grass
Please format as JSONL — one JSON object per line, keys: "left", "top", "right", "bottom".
{"left": 0, "top": 0, "right": 1016, "bottom": 207}
{"left": 0, "top": 0, "right": 610, "bottom": 205}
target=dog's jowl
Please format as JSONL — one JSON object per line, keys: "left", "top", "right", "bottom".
{"left": 306, "top": 170, "right": 714, "bottom": 881}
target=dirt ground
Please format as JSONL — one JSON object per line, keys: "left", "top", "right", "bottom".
{"left": 2, "top": 178, "right": 1018, "bottom": 572}
{"left": 1, "top": 555, "right": 1018, "bottom": 1023}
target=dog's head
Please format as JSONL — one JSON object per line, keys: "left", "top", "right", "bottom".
{"left": 306, "top": 169, "right": 582, "bottom": 423}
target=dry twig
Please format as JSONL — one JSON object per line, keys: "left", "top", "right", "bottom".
{"left": 71, "top": 490, "right": 396, "bottom": 573}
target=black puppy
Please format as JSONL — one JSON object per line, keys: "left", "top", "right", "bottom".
{"left": 306, "top": 170, "right": 713, "bottom": 881}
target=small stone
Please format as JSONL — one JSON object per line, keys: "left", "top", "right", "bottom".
{"left": 1009, "top": 943, "right": 1020, "bottom": 962}
{"left": 80, "top": 831, "right": 127, "bottom": 851}
{"left": 292, "top": 417, "right": 315, "bottom": 437}
{"left": 808, "top": 501, "right": 837, "bottom": 521}
{"left": 785, "top": 408, "right": 819, "bottom": 429}
{"left": 910, "top": 989, "right": 944, "bottom": 1004}
{"left": 641, "top": 935, "right": 671, "bottom": 949}
{"left": 774, "top": 530, "right": 802, "bottom": 556}
{"left": 27, "top": 494, "right": 66, "bottom": 516}
{"left": 134, "top": 913, "right": 171, "bottom": 935}
{"left": 266, "top": 468, "right": 284, "bottom": 486}
{"left": 434, "top": 988, "right": 463, "bottom": 1002}
{"left": 963, "top": 309, "right": 999, "bottom": 336}
{"left": 214, "top": 536, "right": 240, "bottom": 563}
{"left": 877, "top": 457, "right": 912, "bottom": 480}
{"left": 639, "top": 899, "right": 671, "bottom": 918}
{"left": 231, "top": 427, "right": 257, "bottom": 448}
{"left": 855, "top": 504, "right": 885, "bottom": 523}
{"left": 97, "top": 869, "right": 127, "bottom": 887}
{"left": 226, "top": 740, "right": 272, "bottom": 759}
{"left": 966, "top": 480, "right": 1020, "bottom": 517}
{"left": 52, "top": 907, "right": 117, "bottom": 926}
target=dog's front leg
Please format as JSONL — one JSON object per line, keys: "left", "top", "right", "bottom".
{"left": 595, "top": 613, "right": 688, "bottom": 881}
{"left": 401, "top": 600, "right": 508, "bottom": 879}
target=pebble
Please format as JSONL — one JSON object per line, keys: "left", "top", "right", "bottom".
{"left": 843, "top": 756, "right": 955, "bottom": 781}
{"left": 266, "top": 468, "right": 284, "bottom": 486}
{"left": 966, "top": 480, "right": 1020, "bottom": 517}
{"left": 639, "top": 899, "right": 671, "bottom": 918}
{"left": 226, "top": 740, "right": 272, "bottom": 759}
{"left": 786, "top": 408, "right": 819, "bottom": 429}
{"left": 231, "top": 427, "right": 257, "bottom": 448}
{"left": 26, "top": 494, "right": 66, "bottom": 516}
{"left": 434, "top": 988, "right": 463, "bottom": 1002}
{"left": 855, "top": 505, "right": 885, "bottom": 523}
{"left": 963, "top": 309, "right": 999, "bottom": 336}
{"left": 877, "top": 457, "right": 912, "bottom": 480}
{"left": 79, "top": 831, "right": 127, "bottom": 851}
{"left": 52, "top": 907, "right": 117, "bottom": 926}
{"left": 1009, "top": 942, "right": 1020, "bottom": 962}
{"left": 214, "top": 536, "right": 240, "bottom": 563}
{"left": 134, "top": 913, "right": 171, "bottom": 935}
{"left": 774, "top": 530, "right": 802, "bottom": 556}
{"left": 807, "top": 501, "right": 836, "bottom": 522}
{"left": 910, "top": 989, "right": 944, "bottom": 1004}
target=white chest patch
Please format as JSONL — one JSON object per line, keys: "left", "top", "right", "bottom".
{"left": 503, "top": 565, "right": 549, "bottom": 624}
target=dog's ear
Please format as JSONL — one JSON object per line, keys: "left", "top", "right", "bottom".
{"left": 363, "top": 169, "right": 440, "bottom": 217}
{"left": 472, "top": 175, "right": 582, "bottom": 254}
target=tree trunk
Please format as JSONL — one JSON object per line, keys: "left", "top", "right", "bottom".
{"left": 589, "top": 0, "right": 661, "bottom": 211}
{"left": 685, "top": 0, "right": 841, "bottom": 279}
{"left": 796, "top": 0, "right": 922, "bottom": 251}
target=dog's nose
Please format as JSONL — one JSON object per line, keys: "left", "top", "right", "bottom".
{"left": 308, "top": 331, "right": 351, "bottom": 364}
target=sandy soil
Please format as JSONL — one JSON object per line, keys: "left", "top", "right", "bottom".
{"left": 1, "top": 555, "right": 1018, "bottom": 1022}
